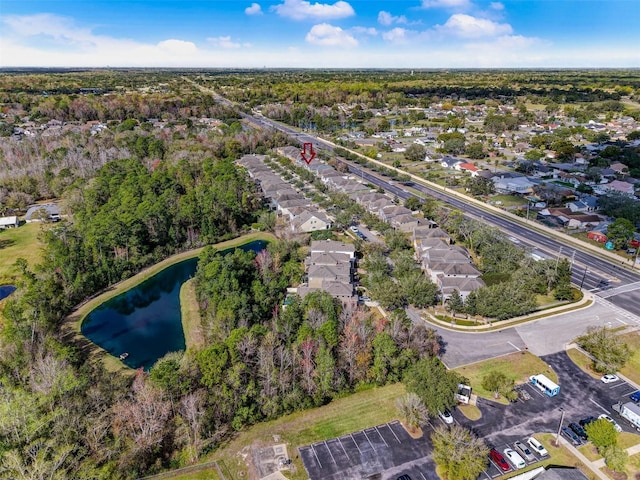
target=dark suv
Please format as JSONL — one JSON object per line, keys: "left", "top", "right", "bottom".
{"left": 569, "top": 422, "right": 588, "bottom": 441}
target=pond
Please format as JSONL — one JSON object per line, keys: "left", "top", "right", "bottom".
{"left": 0, "top": 285, "right": 16, "bottom": 301}
{"left": 81, "top": 240, "right": 267, "bottom": 370}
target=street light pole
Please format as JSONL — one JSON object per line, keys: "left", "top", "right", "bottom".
{"left": 580, "top": 267, "right": 589, "bottom": 290}
{"left": 555, "top": 408, "right": 565, "bottom": 447}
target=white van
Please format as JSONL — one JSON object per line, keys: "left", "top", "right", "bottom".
{"left": 527, "top": 436, "right": 548, "bottom": 456}
{"left": 504, "top": 448, "right": 526, "bottom": 469}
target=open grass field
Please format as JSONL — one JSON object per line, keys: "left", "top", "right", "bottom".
{"left": 620, "top": 331, "right": 640, "bottom": 386}
{"left": 161, "top": 383, "right": 406, "bottom": 480}
{"left": 0, "top": 223, "right": 44, "bottom": 284}
{"left": 489, "top": 195, "right": 528, "bottom": 207}
{"left": 455, "top": 351, "right": 558, "bottom": 404}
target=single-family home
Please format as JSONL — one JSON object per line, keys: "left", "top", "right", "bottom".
{"left": 290, "top": 210, "right": 332, "bottom": 233}
{"left": 605, "top": 180, "right": 635, "bottom": 196}
{"left": 441, "top": 156, "right": 464, "bottom": 169}
{"left": 25, "top": 203, "right": 60, "bottom": 223}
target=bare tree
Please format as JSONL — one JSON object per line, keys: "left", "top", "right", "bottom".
{"left": 176, "top": 390, "right": 207, "bottom": 463}
{"left": 396, "top": 393, "right": 429, "bottom": 433}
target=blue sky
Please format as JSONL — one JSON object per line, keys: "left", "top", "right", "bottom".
{"left": 1, "top": 0, "right": 638, "bottom": 68}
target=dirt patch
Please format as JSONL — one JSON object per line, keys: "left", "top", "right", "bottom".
{"left": 400, "top": 421, "right": 424, "bottom": 439}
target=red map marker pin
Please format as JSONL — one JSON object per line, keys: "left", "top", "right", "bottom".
{"left": 301, "top": 142, "right": 316, "bottom": 165}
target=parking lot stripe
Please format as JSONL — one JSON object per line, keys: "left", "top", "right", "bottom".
{"left": 420, "top": 473, "right": 427, "bottom": 480}
{"left": 624, "top": 390, "right": 638, "bottom": 396}
{"left": 609, "top": 382, "right": 628, "bottom": 389}
{"left": 337, "top": 437, "right": 350, "bottom": 461}
{"left": 362, "top": 429, "right": 376, "bottom": 450}
{"left": 589, "top": 398, "right": 609, "bottom": 413}
{"left": 349, "top": 433, "right": 363, "bottom": 454}
{"left": 310, "top": 444, "right": 323, "bottom": 469}
{"left": 385, "top": 423, "right": 402, "bottom": 443}
{"left": 323, "top": 440, "right": 337, "bottom": 465}
{"left": 374, "top": 426, "right": 389, "bottom": 447}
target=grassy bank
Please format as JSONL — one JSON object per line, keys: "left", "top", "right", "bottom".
{"left": 61, "top": 231, "right": 275, "bottom": 372}
{"left": 620, "top": 331, "right": 640, "bottom": 386}
{"left": 163, "top": 383, "right": 406, "bottom": 480}
{"left": 180, "top": 279, "right": 204, "bottom": 351}
{"left": 455, "top": 351, "right": 558, "bottom": 404}
{"left": 0, "top": 223, "right": 44, "bottom": 284}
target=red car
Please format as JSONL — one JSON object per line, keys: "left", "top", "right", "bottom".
{"left": 490, "top": 449, "right": 511, "bottom": 471}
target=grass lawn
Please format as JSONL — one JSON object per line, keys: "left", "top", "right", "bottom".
{"left": 626, "top": 452, "right": 640, "bottom": 478}
{"left": 458, "top": 404, "right": 482, "bottom": 421}
{"left": 566, "top": 348, "right": 601, "bottom": 380}
{"left": 620, "top": 331, "right": 640, "bottom": 386}
{"left": 0, "top": 223, "right": 44, "bottom": 284}
{"left": 455, "top": 352, "right": 558, "bottom": 404}
{"left": 537, "top": 433, "right": 599, "bottom": 480}
{"left": 489, "top": 195, "right": 528, "bottom": 207}
{"left": 577, "top": 433, "right": 640, "bottom": 463}
{"left": 162, "top": 383, "right": 406, "bottom": 480}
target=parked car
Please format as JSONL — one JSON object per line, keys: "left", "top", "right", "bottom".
{"left": 601, "top": 374, "right": 619, "bottom": 383}
{"left": 630, "top": 391, "right": 640, "bottom": 403}
{"left": 504, "top": 448, "right": 526, "bottom": 469}
{"left": 514, "top": 441, "right": 535, "bottom": 462}
{"left": 562, "top": 426, "right": 582, "bottom": 445}
{"left": 438, "top": 409, "right": 454, "bottom": 424}
{"left": 569, "top": 422, "right": 588, "bottom": 441}
{"left": 527, "top": 437, "right": 548, "bottom": 456}
{"left": 349, "top": 226, "right": 359, "bottom": 233}
{"left": 599, "top": 414, "right": 623, "bottom": 432}
{"left": 517, "top": 388, "right": 531, "bottom": 401}
{"left": 579, "top": 416, "right": 597, "bottom": 427}
{"left": 397, "top": 476, "right": 412, "bottom": 480}
{"left": 490, "top": 449, "right": 511, "bottom": 472}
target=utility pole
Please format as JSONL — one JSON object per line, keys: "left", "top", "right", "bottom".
{"left": 555, "top": 408, "right": 565, "bottom": 447}
{"left": 580, "top": 267, "right": 589, "bottom": 290}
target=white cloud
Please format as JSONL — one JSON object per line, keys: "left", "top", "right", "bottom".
{"left": 421, "top": 0, "right": 472, "bottom": 9}
{"left": 435, "top": 14, "right": 512, "bottom": 38}
{"left": 378, "top": 11, "right": 407, "bottom": 26}
{"left": 382, "top": 28, "right": 411, "bottom": 44}
{"left": 352, "top": 26, "right": 378, "bottom": 36}
{"left": 157, "top": 39, "right": 198, "bottom": 55}
{"left": 272, "top": 0, "right": 355, "bottom": 20}
{"left": 207, "top": 36, "right": 251, "bottom": 48}
{"left": 245, "top": 3, "right": 263, "bottom": 15}
{"left": 490, "top": 2, "right": 504, "bottom": 10}
{"left": 305, "top": 23, "right": 357, "bottom": 46}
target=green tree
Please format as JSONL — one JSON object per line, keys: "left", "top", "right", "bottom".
{"left": 404, "top": 357, "right": 465, "bottom": 415}
{"left": 446, "top": 290, "right": 464, "bottom": 317}
{"left": 404, "top": 196, "right": 422, "bottom": 211}
{"left": 404, "top": 144, "right": 426, "bottom": 162}
{"left": 585, "top": 418, "right": 618, "bottom": 449}
{"left": 602, "top": 445, "right": 628, "bottom": 472}
{"left": 465, "top": 176, "right": 495, "bottom": 196}
{"left": 578, "top": 326, "right": 631, "bottom": 373}
{"left": 396, "top": 393, "right": 429, "bottom": 433}
{"left": 431, "top": 425, "right": 489, "bottom": 480}
{"left": 481, "top": 371, "right": 516, "bottom": 400}
{"left": 607, "top": 218, "right": 636, "bottom": 250}
{"left": 465, "top": 142, "right": 486, "bottom": 159}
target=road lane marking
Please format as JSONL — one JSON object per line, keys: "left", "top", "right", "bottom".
{"left": 508, "top": 341, "right": 521, "bottom": 351}
{"left": 614, "top": 317, "right": 628, "bottom": 325}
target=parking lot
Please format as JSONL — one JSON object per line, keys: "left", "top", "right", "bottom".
{"left": 483, "top": 439, "right": 548, "bottom": 479}
{"left": 452, "top": 351, "right": 639, "bottom": 448}
{"left": 300, "top": 351, "right": 640, "bottom": 480}
{"left": 299, "top": 420, "right": 439, "bottom": 480}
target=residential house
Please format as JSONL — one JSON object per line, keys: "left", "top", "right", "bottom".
{"left": 439, "top": 277, "right": 486, "bottom": 302}
{"left": 605, "top": 179, "right": 635, "bottom": 196}
{"left": 25, "top": 203, "right": 60, "bottom": 223}
{"left": 440, "top": 156, "right": 464, "bottom": 169}
{"left": 492, "top": 175, "right": 535, "bottom": 194}
{"left": 290, "top": 210, "right": 332, "bottom": 233}
{"left": 456, "top": 163, "right": 480, "bottom": 177}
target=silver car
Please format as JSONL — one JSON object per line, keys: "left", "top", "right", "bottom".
{"left": 514, "top": 441, "right": 535, "bottom": 462}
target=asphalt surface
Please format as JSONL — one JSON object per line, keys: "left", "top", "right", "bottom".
{"left": 456, "top": 351, "right": 639, "bottom": 447}
{"left": 299, "top": 420, "right": 438, "bottom": 480}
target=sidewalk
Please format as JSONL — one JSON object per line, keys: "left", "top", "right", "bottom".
{"left": 592, "top": 442, "right": 640, "bottom": 468}
{"left": 557, "top": 436, "right": 609, "bottom": 480}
